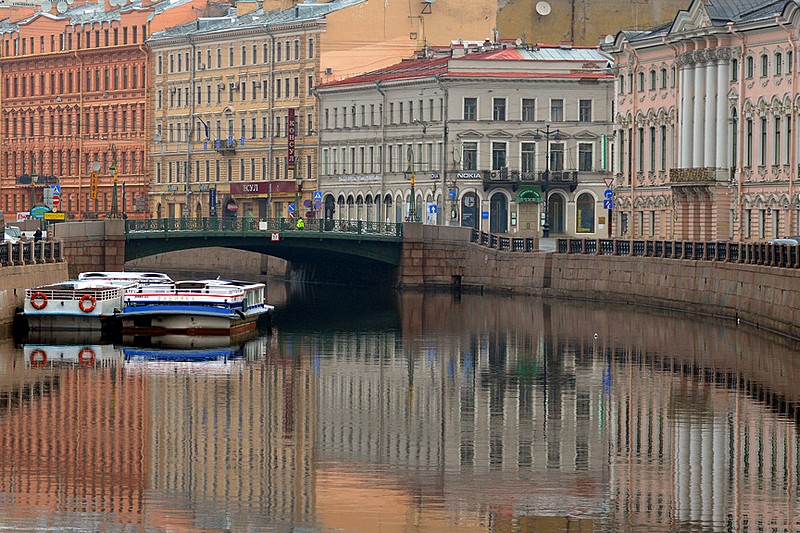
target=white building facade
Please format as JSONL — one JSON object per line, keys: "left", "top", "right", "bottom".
{"left": 316, "top": 41, "right": 615, "bottom": 237}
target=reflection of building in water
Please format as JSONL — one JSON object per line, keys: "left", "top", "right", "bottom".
{"left": 313, "top": 314, "right": 610, "bottom": 516}
{"left": 139, "top": 336, "right": 316, "bottom": 528}
{"left": 0, "top": 366, "right": 145, "bottom": 525}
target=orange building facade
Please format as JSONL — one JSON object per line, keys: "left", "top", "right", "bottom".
{"left": 0, "top": 0, "right": 207, "bottom": 222}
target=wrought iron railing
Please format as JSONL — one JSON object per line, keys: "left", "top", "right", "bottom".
{"left": 470, "top": 230, "right": 537, "bottom": 253}
{"left": 125, "top": 217, "right": 404, "bottom": 238}
{"left": 554, "top": 238, "right": 800, "bottom": 268}
{"left": 0, "top": 240, "right": 63, "bottom": 267}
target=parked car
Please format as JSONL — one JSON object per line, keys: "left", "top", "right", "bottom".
{"left": 3, "top": 225, "right": 20, "bottom": 243}
{"left": 767, "top": 237, "right": 800, "bottom": 245}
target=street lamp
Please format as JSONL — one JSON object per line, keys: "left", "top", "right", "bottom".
{"left": 534, "top": 123, "right": 561, "bottom": 238}
{"left": 403, "top": 146, "right": 418, "bottom": 222}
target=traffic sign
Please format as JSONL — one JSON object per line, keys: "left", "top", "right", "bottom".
{"left": 313, "top": 191, "right": 322, "bottom": 201}
{"left": 51, "top": 184, "right": 61, "bottom": 196}
{"left": 603, "top": 177, "right": 614, "bottom": 188}
{"left": 604, "top": 189, "right": 614, "bottom": 199}
{"left": 428, "top": 204, "right": 438, "bottom": 214}
{"left": 270, "top": 232, "right": 281, "bottom": 242}
{"left": 314, "top": 201, "right": 322, "bottom": 210}
{"left": 604, "top": 199, "right": 613, "bottom": 209}
{"left": 52, "top": 195, "right": 61, "bottom": 207}
{"left": 288, "top": 203, "right": 295, "bottom": 213}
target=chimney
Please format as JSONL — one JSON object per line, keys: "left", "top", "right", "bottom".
{"left": 451, "top": 43, "right": 465, "bottom": 58}
{"left": 559, "top": 40, "right": 573, "bottom": 49}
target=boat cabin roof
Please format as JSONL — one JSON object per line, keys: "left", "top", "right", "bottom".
{"left": 79, "top": 272, "right": 174, "bottom": 283}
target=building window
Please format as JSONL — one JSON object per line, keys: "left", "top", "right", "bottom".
{"left": 579, "top": 100, "right": 592, "bottom": 122}
{"left": 746, "top": 56, "right": 754, "bottom": 78}
{"left": 492, "top": 98, "right": 506, "bottom": 121}
{"left": 637, "top": 71, "right": 645, "bottom": 92}
{"left": 649, "top": 69, "right": 656, "bottom": 90}
{"left": 491, "top": 142, "right": 507, "bottom": 170}
{"left": 576, "top": 193, "right": 595, "bottom": 233}
{"left": 462, "top": 142, "right": 477, "bottom": 170}
{"left": 774, "top": 116, "right": 781, "bottom": 165}
{"left": 648, "top": 127, "right": 656, "bottom": 171}
{"left": 760, "top": 116, "right": 767, "bottom": 165}
{"left": 521, "top": 142, "right": 535, "bottom": 172}
{"left": 549, "top": 142, "right": 564, "bottom": 171}
{"left": 659, "top": 68, "right": 667, "bottom": 89}
{"left": 463, "top": 97, "right": 477, "bottom": 120}
{"left": 521, "top": 98, "right": 535, "bottom": 121}
{"left": 550, "top": 99, "right": 564, "bottom": 122}
{"left": 731, "top": 58, "right": 739, "bottom": 81}
{"left": 578, "top": 142, "right": 593, "bottom": 171}
{"left": 745, "top": 118, "right": 753, "bottom": 167}
{"left": 760, "top": 54, "right": 769, "bottom": 77}
{"left": 775, "top": 52, "right": 783, "bottom": 76}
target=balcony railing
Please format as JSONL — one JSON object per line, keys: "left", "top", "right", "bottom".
{"left": 213, "top": 138, "right": 237, "bottom": 155}
{"left": 481, "top": 169, "right": 579, "bottom": 191}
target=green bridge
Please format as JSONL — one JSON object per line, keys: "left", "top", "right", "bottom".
{"left": 124, "top": 218, "right": 405, "bottom": 281}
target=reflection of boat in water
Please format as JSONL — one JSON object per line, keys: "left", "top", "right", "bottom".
{"left": 23, "top": 340, "right": 123, "bottom": 369}
{"left": 122, "top": 333, "right": 268, "bottom": 370}
{"left": 21, "top": 280, "right": 129, "bottom": 332}
{"left": 122, "top": 279, "right": 275, "bottom": 336}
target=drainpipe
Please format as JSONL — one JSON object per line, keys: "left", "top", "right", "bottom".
{"left": 375, "top": 80, "right": 387, "bottom": 220}
{"left": 435, "top": 73, "right": 448, "bottom": 225}
{"left": 727, "top": 22, "right": 745, "bottom": 242}
{"left": 139, "top": 41, "right": 149, "bottom": 218}
{"left": 187, "top": 35, "right": 195, "bottom": 217}
{"left": 663, "top": 36, "right": 680, "bottom": 240}
{"left": 265, "top": 27, "right": 275, "bottom": 217}
{"left": 629, "top": 46, "right": 639, "bottom": 239}
{"left": 74, "top": 48, "right": 84, "bottom": 217}
{"left": 777, "top": 16, "right": 796, "bottom": 234}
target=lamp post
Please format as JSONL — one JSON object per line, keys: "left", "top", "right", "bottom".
{"left": 294, "top": 174, "right": 302, "bottom": 220}
{"left": 535, "top": 123, "right": 560, "bottom": 238}
{"left": 403, "top": 146, "right": 417, "bottom": 222}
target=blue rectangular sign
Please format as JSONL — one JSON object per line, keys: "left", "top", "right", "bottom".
{"left": 604, "top": 199, "right": 613, "bottom": 209}
{"left": 209, "top": 187, "right": 217, "bottom": 216}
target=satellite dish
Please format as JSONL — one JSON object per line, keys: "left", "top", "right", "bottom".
{"left": 604, "top": 34, "right": 614, "bottom": 44}
{"left": 535, "top": 1, "right": 551, "bottom": 16}
{"left": 66, "top": 0, "right": 74, "bottom": 4}
{"left": 91, "top": 161, "right": 102, "bottom": 172}
{"left": 515, "top": 37, "right": 522, "bottom": 46}
{"left": 56, "top": 0, "right": 67, "bottom": 13}
{"left": 42, "top": 0, "right": 52, "bottom": 11}
{"left": 153, "top": 133, "right": 162, "bottom": 143}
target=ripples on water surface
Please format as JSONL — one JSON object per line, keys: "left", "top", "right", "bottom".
{"left": 0, "top": 284, "right": 798, "bottom": 532}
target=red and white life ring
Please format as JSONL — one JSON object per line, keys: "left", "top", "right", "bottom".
{"left": 78, "top": 347, "right": 96, "bottom": 366}
{"left": 30, "top": 349, "right": 47, "bottom": 367}
{"left": 79, "top": 294, "right": 97, "bottom": 313}
{"left": 30, "top": 292, "right": 47, "bottom": 310}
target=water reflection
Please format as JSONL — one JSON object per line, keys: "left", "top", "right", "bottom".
{"left": 0, "top": 290, "right": 797, "bottom": 532}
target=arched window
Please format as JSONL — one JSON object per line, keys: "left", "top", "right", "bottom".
{"left": 576, "top": 193, "right": 595, "bottom": 233}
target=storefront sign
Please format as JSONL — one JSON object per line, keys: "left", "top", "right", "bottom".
{"left": 230, "top": 181, "right": 297, "bottom": 194}
{"left": 338, "top": 175, "right": 382, "bottom": 182}
{"left": 287, "top": 108, "right": 296, "bottom": 170}
{"left": 457, "top": 172, "right": 482, "bottom": 179}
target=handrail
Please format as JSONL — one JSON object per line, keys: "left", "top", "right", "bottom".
{"left": 125, "top": 217, "right": 404, "bottom": 238}
{"left": 554, "top": 238, "right": 800, "bottom": 269}
{"left": 0, "top": 240, "right": 64, "bottom": 267}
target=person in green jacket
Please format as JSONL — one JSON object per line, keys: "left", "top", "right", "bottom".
{"left": 296, "top": 217, "right": 305, "bottom": 229}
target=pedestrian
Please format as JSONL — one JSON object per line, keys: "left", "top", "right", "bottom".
{"left": 296, "top": 217, "right": 305, "bottom": 230}
{"left": 33, "top": 228, "right": 42, "bottom": 242}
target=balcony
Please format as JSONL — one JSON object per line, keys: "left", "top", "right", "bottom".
{"left": 213, "top": 138, "right": 237, "bottom": 155}
{"left": 481, "top": 169, "right": 578, "bottom": 192}
{"left": 668, "top": 167, "right": 729, "bottom": 186}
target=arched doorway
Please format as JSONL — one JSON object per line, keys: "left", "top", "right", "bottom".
{"left": 324, "top": 194, "right": 336, "bottom": 219}
{"left": 490, "top": 192, "right": 508, "bottom": 233}
{"left": 461, "top": 192, "right": 479, "bottom": 229}
{"left": 576, "top": 193, "right": 595, "bottom": 234}
{"left": 548, "top": 193, "right": 566, "bottom": 234}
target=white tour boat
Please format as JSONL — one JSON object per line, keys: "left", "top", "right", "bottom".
{"left": 121, "top": 279, "right": 274, "bottom": 335}
{"left": 24, "top": 341, "right": 123, "bottom": 368}
{"left": 22, "top": 280, "right": 129, "bottom": 331}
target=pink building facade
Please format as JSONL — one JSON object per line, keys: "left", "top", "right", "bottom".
{"left": 605, "top": 0, "right": 800, "bottom": 242}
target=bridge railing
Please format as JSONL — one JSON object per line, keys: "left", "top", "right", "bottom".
{"left": 470, "top": 230, "right": 537, "bottom": 252}
{"left": 0, "top": 240, "right": 62, "bottom": 267}
{"left": 555, "top": 238, "right": 800, "bottom": 269}
{"left": 125, "top": 217, "right": 403, "bottom": 238}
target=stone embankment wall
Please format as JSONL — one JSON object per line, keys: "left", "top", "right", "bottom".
{"left": 51, "top": 220, "right": 125, "bottom": 278}
{"left": 0, "top": 263, "right": 68, "bottom": 332}
{"left": 397, "top": 224, "right": 800, "bottom": 339}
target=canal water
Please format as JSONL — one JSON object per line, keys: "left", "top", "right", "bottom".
{"left": 0, "top": 283, "right": 798, "bottom": 532}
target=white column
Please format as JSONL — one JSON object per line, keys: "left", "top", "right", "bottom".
{"left": 693, "top": 56, "right": 706, "bottom": 168}
{"left": 704, "top": 59, "right": 718, "bottom": 167}
{"left": 716, "top": 55, "right": 730, "bottom": 168}
{"left": 680, "top": 61, "right": 695, "bottom": 167}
